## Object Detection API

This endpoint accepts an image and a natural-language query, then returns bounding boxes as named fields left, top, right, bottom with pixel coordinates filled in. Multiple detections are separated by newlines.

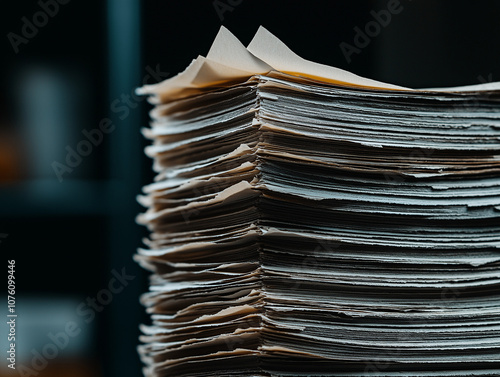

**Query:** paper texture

left=135, top=26, right=500, bottom=377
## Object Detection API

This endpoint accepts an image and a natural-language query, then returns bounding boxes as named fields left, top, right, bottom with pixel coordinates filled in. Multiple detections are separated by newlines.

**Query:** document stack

left=135, top=27, right=500, bottom=377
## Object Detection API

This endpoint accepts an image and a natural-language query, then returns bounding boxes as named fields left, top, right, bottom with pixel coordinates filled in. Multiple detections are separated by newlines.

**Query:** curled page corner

left=206, top=25, right=273, bottom=74
left=137, top=25, right=500, bottom=101
left=135, top=55, right=205, bottom=96
left=247, top=26, right=408, bottom=91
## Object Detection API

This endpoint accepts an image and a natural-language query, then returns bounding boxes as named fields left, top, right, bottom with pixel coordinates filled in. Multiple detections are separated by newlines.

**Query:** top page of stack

left=138, top=26, right=500, bottom=102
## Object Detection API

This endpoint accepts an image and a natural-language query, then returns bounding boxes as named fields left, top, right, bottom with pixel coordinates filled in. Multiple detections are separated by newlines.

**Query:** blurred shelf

left=0, top=179, right=125, bottom=217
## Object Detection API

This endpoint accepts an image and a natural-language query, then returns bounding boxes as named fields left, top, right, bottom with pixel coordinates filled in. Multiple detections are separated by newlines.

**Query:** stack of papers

left=135, top=26, right=500, bottom=377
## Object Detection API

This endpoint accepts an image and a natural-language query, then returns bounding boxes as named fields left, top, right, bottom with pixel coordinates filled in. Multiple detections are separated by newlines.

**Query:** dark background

left=0, top=1, right=499, bottom=376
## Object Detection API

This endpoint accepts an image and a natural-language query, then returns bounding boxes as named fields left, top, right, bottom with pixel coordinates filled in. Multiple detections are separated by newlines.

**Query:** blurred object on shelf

left=15, top=64, right=89, bottom=180
left=0, top=297, right=98, bottom=376
left=0, top=129, right=25, bottom=184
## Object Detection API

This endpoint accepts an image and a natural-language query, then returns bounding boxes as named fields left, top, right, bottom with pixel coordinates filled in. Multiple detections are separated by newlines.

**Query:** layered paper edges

left=137, top=26, right=500, bottom=102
